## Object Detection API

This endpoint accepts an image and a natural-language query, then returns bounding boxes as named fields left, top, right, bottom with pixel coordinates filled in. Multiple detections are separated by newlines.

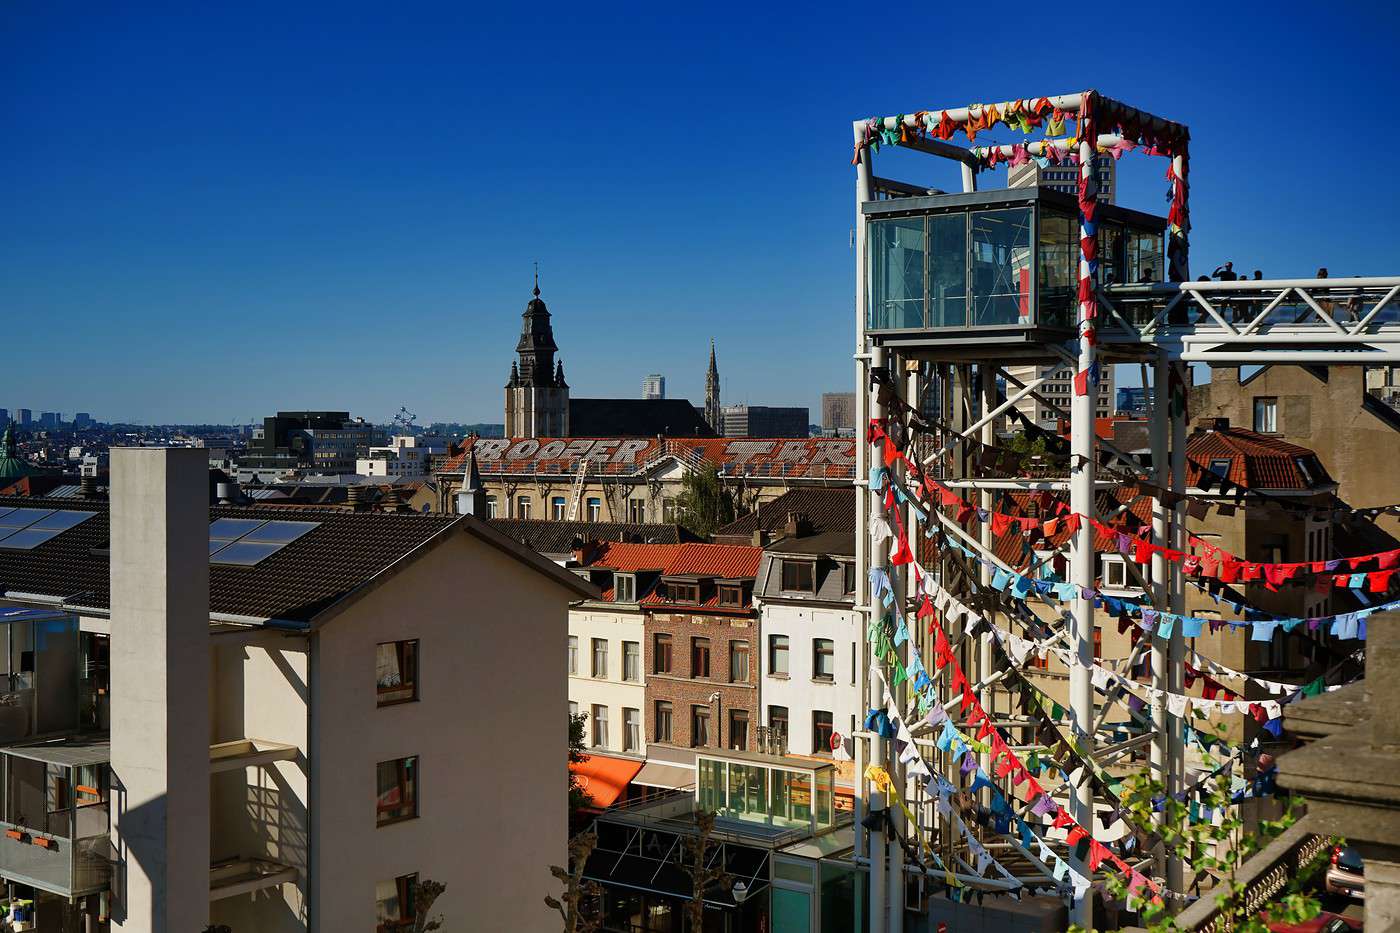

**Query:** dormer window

left=718, top=584, right=743, bottom=608
left=614, top=573, right=637, bottom=603
left=1295, top=456, right=1318, bottom=487
left=666, top=581, right=700, bottom=604
left=1207, top=458, right=1232, bottom=480
left=781, top=559, right=816, bottom=594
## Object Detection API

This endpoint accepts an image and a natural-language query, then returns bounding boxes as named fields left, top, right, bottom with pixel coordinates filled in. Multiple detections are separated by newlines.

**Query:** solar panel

left=0, top=510, right=98, bottom=550
left=0, top=528, right=64, bottom=551
left=29, top=510, right=97, bottom=532
left=209, top=541, right=284, bottom=566
left=0, top=508, right=55, bottom=530
left=209, top=518, right=266, bottom=542
left=240, top=520, right=318, bottom=545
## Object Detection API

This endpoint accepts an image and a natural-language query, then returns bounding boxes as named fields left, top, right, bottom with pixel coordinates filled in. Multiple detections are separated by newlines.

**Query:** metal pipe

left=1150, top=351, right=1171, bottom=882
left=1068, top=112, right=1097, bottom=933
left=1180, top=351, right=1400, bottom=363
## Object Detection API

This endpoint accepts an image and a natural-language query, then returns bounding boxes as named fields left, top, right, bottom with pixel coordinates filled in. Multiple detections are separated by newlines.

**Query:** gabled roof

left=585, top=541, right=762, bottom=579
left=1186, top=427, right=1333, bottom=491
left=715, top=487, right=855, bottom=540
left=0, top=495, right=593, bottom=623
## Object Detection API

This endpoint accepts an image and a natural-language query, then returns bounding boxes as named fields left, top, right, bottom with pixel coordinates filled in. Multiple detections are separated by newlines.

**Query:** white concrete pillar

left=109, top=447, right=210, bottom=933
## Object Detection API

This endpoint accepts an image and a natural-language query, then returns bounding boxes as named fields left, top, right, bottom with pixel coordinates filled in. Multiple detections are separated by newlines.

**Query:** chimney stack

left=80, top=474, right=98, bottom=499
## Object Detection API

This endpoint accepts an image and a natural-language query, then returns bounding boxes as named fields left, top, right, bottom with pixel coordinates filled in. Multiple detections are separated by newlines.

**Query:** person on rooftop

left=1211, top=261, right=1237, bottom=281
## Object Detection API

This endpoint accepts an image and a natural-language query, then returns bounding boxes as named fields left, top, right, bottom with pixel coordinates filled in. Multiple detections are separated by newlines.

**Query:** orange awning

left=570, top=754, right=644, bottom=808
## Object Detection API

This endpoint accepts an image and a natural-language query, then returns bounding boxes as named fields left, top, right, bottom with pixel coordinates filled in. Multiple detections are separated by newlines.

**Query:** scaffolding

left=851, top=90, right=1400, bottom=931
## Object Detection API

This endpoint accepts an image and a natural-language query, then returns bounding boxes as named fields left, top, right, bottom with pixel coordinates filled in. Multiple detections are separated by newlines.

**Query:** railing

left=0, top=817, right=112, bottom=897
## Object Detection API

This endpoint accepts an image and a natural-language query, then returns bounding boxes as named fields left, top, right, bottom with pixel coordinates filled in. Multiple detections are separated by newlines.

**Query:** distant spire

left=533, top=261, right=540, bottom=298
left=704, top=340, right=722, bottom=434
left=507, top=360, right=520, bottom=388
left=555, top=358, right=567, bottom=388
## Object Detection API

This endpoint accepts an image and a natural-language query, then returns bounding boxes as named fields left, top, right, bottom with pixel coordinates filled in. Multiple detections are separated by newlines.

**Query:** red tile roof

left=1185, top=428, right=1332, bottom=491
left=588, top=541, right=763, bottom=579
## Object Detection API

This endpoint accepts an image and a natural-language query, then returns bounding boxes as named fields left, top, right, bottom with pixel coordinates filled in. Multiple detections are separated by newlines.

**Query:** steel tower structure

left=851, top=90, right=1400, bottom=931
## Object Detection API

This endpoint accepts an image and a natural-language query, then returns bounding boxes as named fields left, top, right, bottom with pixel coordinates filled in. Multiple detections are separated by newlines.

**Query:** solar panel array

left=0, top=507, right=99, bottom=550
left=209, top=518, right=320, bottom=566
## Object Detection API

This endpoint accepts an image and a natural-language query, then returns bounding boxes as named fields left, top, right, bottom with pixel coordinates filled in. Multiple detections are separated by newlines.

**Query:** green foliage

left=1003, top=431, right=1050, bottom=473
left=546, top=831, right=602, bottom=933
left=569, top=711, right=593, bottom=814
left=1072, top=722, right=1323, bottom=932
left=675, top=463, right=737, bottom=537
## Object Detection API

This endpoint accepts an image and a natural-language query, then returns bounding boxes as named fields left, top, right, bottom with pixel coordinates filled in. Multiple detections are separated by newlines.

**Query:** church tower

left=704, top=339, right=721, bottom=434
left=504, top=277, right=569, bottom=437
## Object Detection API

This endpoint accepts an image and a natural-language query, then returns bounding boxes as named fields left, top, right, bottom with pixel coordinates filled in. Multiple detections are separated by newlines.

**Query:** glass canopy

left=865, top=188, right=1165, bottom=334
left=696, top=751, right=837, bottom=836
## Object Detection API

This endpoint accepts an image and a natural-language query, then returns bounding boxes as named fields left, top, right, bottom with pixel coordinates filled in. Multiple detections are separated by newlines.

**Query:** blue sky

left=4, top=2, right=1398, bottom=425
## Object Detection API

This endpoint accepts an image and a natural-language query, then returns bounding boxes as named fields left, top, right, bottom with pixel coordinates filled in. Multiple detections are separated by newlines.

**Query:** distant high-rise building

left=73, top=412, right=93, bottom=429
left=14, top=409, right=32, bottom=426
left=642, top=374, right=666, bottom=401
left=720, top=405, right=809, bottom=438
left=240, top=411, right=383, bottom=473
left=821, top=393, right=856, bottom=436
left=704, top=341, right=721, bottom=433
left=0, top=409, right=8, bottom=427
left=1004, top=364, right=1115, bottom=429
left=39, top=412, right=61, bottom=428
left=1007, top=153, right=1116, bottom=205
left=1116, top=386, right=1152, bottom=417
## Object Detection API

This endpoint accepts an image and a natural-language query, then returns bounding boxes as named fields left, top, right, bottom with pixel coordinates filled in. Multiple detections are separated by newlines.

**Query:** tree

left=680, top=809, right=733, bottom=931
left=546, top=831, right=602, bottom=933
left=412, top=878, right=446, bottom=933
left=1072, top=733, right=1324, bottom=933
left=569, top=711, right=593, bottom=814
left=675, top=463, right=736, bottom=538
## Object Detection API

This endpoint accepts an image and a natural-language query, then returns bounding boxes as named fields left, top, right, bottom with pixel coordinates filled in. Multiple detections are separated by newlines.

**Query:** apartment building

left=568, top=547, right=649, bottom=761
left=0, top=447, right=592, bottom=932
left=1004, top=363, right=1115, bottom=428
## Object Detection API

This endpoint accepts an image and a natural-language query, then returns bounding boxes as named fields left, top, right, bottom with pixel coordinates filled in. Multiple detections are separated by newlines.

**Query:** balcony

left=209, top=738, right=299, bottom=774
left=0, top=739, right=112, bottom=898
left=210, top=856, right=298, bottom=901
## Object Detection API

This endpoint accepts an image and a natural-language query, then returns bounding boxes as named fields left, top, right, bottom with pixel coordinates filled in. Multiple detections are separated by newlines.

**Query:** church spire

left=704, top=339, right=722, bottom=434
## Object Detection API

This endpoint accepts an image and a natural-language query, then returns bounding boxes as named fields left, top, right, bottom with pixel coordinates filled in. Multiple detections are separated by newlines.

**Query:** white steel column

left=1068, top=122, right=1098, bottom=933
left=977, top=365, right=996, bottom=782
left=1166, top=361, right=1188, bottom=893
left=853, top=129, right=887, bottom=933
left=1149, top=352, right=1172, bottom=883
left=886, top=353, right=907, bottom=933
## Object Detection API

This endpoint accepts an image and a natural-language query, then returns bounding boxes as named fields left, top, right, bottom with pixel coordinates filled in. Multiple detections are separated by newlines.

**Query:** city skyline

left=4, top=3, right=1398, bottom=424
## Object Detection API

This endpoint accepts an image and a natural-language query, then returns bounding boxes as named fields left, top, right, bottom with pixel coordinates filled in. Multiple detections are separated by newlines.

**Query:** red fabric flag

left=1088, top=840, right=1109, bottom=871
left=1073, top=369, right=1090, bottom=397
left=1133, top=539, right=1155, bottom=564
left=1052, top=810, right=1074, bottom=829
left=1369, top=570, right=1396, bottom=593
left=1380, top=550, right=1400, bottom=571
left=1063, top=513, right=1082, bottom=536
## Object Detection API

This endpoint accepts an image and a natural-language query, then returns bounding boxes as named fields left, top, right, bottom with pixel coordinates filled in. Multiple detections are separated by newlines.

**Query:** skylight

left=0, top=509, right=99, bottom=551
left=209, top=519, right=320, bottom=566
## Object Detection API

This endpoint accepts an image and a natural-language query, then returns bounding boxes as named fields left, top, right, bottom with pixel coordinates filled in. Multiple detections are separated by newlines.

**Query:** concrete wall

left=209, top=633, right=311, bottom=932
left=310, top=529, right=570, bottom=933
left=568, top=606, right=646, bottom=756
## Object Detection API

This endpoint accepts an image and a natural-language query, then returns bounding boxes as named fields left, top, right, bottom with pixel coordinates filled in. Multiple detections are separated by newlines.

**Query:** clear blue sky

left=4, top=2, right=1398, bottom=425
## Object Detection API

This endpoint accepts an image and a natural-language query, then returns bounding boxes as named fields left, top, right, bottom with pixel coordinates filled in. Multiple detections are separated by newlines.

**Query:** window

left=1102, top=556, right=1128, bottom=590
left=628, top=498, right=646, bottom=523
left=592, top=705, right=609, bottom=748
left=515, top=496, right=531, bottom=519
left=781, top=559, right=816, bottom=593
left=376, top=640, right=418, bottom=706
left=1253, top=397, right=1278, bottom=434
left=486, top=495, right=498, bottom=518
left=1208, top=458, right=1233, bottom=479
left=718, top=584, right=743, bottom=607
left=614, top=573, right=636, bottom=603
left=591, top=638, right=608, bottom=678
left=623, top=708, right=641, bottom=753
left=654, top=634, right=672, bottom=674
left=691, top=637, right=711, bottom=678
left=567, top=636, right=578, bottom=675
left=1296, top=456, right=1319, bottom=487
left=729, top=641, right=749, bottom=683
left=729, top=710, right=749, bottom=751
left=655, top=701, right=673, bottom=743
left=813, top=639, right=835, bottom=681
left=971, top=207, right=1033, bottom=325
left=551, top=496, right=566, bottom=520
left=662, top=498, right=677, bottom=524
left=376, top=873, right=417, bottom=932
left=843, top=562, right=857, bottom=594
left=376, top=756, right=418, bottom=826
left=666, top=581, right=700, bottom=603
left=691, top=705, right=710, bottom=748
left=813, top=711, right=834, bottom=754
left=569, top=700, right=578, bottom=718
left=769, top=706, right=789, bottom=746
left=623, top=642, right=640, bottom=682
left=586, top=498, right=601, bottom=522
left=769, top=635, right=790, bottom=676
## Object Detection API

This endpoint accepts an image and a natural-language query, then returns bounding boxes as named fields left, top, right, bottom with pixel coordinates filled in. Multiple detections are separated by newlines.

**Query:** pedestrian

left=1316, top=267, right=1329, bottom=279
left=1253, top=270, right=1263, bottom=280
left=1211, top=261, right=1237, bottom=281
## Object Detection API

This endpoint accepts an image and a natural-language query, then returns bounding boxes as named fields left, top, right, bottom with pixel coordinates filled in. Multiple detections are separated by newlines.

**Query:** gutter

left=1, top=590, right=308, bottom=631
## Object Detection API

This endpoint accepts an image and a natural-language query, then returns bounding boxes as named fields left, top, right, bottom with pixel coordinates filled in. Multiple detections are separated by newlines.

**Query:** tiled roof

left=1185, top=427, right=1332, bottom=491
left=439, top=436, right=855, bottom=482
left=716, top=488, right=855, bottom=538
left=587, top=541, right=763, bottom=580
left=487, top=519, right=697, bottom=555
left=0, top=496, right=504, bottom=622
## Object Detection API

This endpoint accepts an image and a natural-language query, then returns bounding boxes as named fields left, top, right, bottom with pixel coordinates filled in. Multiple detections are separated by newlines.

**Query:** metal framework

left=851, top=90, right=1399, bottom=932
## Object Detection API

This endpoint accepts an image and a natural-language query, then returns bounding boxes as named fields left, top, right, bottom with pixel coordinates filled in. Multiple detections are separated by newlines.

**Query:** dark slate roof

left=486, top=519, right=698, bottom=555
left=568, top=398, right=716, bottom=438
left=0, top=496, right=592, bottom=623
left=716, top=487, right=855, bottom=539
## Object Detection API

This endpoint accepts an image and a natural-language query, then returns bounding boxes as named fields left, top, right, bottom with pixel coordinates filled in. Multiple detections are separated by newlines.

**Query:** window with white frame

left=627, top=498, right=646, bottom=523
left=623, top=707, right=641, bottom=752
left=1102, top=555, right=1129, bottom=590
left=1253, top=397, right=1278, bottom=433
left=614, top=573, right=636, bottom=603
left=769, top=634, right=790, bottom=676
left=516, top=496, right=531, bottom=519
left=592, top=705, right=609, bottom=748
left=623, top=641, right=640, bottom=682
left=586, top=498, right=601, bottom=522
left=591, top=638, right=607, bottom=678
left=567, top=635, right=578, bottom=675
left=551, top=496, right=566, bottom=520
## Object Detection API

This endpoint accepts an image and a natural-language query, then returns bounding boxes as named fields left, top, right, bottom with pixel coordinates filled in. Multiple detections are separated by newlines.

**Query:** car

left=1267, top=910, right=1362, bottom=933
left=1325, top=845, right=1365, bottom=901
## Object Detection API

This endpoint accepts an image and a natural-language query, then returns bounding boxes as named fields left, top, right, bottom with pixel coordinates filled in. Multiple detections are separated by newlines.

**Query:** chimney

left=1199, top=417, right=1230, bottom=431
left=346, top=485, right=364, bottom=509
left=751, top=529, right=769, bottom=547
left=784, top=511, right=812, bottom=538
left=382, top=486, right=401, bottom=511
left=215, top=480, right=238, bottom=505
left=80, top=474, right=98, bottom=499
left=109, top=448, right=210, bottom=931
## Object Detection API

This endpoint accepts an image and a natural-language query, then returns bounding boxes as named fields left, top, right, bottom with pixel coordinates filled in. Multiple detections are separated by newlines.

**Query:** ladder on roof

left=565, top=457, right=590, bottom=521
